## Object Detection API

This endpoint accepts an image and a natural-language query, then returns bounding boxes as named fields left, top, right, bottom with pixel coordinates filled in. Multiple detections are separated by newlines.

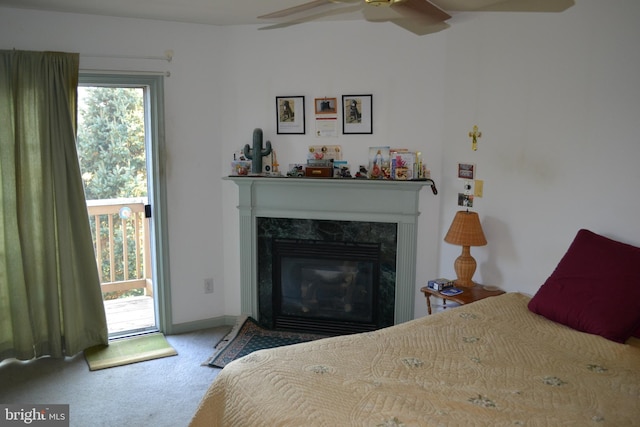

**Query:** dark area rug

left=206, top=316, right=328, bottom=368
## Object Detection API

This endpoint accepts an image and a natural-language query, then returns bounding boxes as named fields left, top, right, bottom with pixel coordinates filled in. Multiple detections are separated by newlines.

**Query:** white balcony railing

left=86, top=198, right=152, bottom=298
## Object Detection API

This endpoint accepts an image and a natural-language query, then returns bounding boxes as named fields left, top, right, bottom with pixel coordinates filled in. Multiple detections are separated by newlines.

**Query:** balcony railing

left=86, top=198, right=152, bottom=298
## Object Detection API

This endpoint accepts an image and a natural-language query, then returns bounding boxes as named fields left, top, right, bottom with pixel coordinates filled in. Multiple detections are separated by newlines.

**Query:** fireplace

left=257, top=218, right=397, bottom=335
left=225, top=176, right=434, bottom=329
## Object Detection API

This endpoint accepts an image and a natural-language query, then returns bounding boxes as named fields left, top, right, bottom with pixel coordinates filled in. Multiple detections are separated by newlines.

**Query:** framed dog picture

left=342, top=94, right=372, bottom=134
left=276, top=96, right=305, bottom=134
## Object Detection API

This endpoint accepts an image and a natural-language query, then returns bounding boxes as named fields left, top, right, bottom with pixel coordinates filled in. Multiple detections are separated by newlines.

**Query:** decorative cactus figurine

left=243, top=128, right=272, bottom=175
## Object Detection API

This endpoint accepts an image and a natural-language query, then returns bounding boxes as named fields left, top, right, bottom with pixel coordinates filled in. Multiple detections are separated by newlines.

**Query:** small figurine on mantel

left=355, top=165, right=368, bottom=179
left=271, top=149, right=280, bottom=175
left=243, top=128, right=272, bottom=175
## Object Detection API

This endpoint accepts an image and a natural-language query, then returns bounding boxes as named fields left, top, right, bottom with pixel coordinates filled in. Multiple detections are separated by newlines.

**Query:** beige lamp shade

left=444, top=211, right=487, bottom=287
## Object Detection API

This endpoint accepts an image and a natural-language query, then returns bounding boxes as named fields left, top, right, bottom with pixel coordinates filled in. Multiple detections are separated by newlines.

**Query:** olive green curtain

left=0, top=50, right=108, bottom=361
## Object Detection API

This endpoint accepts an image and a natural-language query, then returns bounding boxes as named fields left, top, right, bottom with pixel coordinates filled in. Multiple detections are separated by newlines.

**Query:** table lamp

left=444, top=210, right=487, bottom=287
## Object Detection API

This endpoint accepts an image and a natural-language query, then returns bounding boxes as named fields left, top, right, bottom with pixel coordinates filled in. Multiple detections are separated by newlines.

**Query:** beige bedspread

left=190, top=293, right=640, bottom=426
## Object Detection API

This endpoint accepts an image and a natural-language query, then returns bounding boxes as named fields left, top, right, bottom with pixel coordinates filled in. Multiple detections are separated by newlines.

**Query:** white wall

left=0, top=6, right=445, bottom=325
left=438, top=0, right=640, bottom=295
left=1, top=0, right=638, bottom=327
left=214, top=22, right=446, bottom=319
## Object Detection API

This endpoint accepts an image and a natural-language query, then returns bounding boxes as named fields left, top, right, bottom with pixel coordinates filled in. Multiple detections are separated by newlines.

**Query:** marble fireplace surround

left=225, top=176, right=434, bottom=325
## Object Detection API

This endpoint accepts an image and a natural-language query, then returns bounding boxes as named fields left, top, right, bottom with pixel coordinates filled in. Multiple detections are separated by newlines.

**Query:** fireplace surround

left=225, top=176, right=434, bottom=327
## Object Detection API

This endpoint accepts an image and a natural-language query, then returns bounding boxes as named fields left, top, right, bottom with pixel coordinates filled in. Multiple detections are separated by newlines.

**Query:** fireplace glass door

left=273, top=239, right=380, bottom=334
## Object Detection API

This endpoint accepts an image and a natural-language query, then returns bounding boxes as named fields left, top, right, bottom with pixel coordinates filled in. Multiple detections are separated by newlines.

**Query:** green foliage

left=77, top=87, right=147, bottom=200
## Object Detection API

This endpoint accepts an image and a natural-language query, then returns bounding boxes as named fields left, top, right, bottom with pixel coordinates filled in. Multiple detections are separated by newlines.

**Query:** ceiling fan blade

left=388, top=18, right=450, bottom=35
left=432, top=0, right=574, bottom=12
left=392, top=0, right=451, bottom=22
left=474, top=0, right=575, bottom=12
left=362, top=2, right=447, bottom=23
left=258, top=0, right=333, bottom=20
left=259, top=4, right=364, bottom=30
left=361, top=1, right=450, bottom=35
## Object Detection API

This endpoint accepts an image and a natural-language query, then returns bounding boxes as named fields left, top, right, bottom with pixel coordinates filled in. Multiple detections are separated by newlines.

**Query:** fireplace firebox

left=257, top=218, right=397, bottom=335
left=274, top=239, right=380, bottom=334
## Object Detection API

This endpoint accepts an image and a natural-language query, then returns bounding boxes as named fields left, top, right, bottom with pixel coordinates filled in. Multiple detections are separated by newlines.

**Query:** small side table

left=420, top=285, right=505, bottom=315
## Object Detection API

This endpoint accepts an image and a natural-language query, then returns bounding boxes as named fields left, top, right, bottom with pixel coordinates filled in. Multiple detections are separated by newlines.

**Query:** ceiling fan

left=257, top=0, right=574, bottom=36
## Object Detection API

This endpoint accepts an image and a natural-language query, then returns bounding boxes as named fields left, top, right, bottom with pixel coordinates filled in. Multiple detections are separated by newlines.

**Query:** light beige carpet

left=84, top=332, right=177, bottom=371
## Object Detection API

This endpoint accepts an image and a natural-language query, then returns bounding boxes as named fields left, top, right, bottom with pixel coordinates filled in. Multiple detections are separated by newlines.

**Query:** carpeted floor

left=0, top=326, right=230, bottom=427
left=207, top=316, right=329, bottom=368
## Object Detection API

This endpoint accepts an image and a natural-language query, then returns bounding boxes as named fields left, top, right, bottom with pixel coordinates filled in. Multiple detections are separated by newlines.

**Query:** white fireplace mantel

left=225, top=176, right=435, bottom=325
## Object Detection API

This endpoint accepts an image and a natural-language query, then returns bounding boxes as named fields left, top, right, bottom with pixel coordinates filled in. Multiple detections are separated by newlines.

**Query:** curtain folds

left=0, top=50, right=108, bottom=362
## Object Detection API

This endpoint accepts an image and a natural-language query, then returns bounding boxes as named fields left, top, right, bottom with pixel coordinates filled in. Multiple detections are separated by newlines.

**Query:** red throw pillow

left=528, top=229, right=640, bottom=343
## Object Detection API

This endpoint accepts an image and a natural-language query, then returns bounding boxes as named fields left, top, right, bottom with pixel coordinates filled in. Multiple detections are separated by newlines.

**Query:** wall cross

left=469, top=125, right=482, bottom=151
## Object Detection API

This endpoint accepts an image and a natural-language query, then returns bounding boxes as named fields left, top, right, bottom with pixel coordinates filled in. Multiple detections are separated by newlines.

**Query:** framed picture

left=276, top=96, right=305, bottom=134
left=314, top=97, right=337, bottom=114
left=368, top=146, right=390, bottom=179
left=458, top=193, right=474, bottom=208
left=457, top=163, right=476, bottom=180
left=342, top=94, right=372, bottom=134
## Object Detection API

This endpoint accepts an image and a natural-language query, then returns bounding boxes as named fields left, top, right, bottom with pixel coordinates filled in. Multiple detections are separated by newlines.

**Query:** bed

left=190, top=229, right=640, bottom=426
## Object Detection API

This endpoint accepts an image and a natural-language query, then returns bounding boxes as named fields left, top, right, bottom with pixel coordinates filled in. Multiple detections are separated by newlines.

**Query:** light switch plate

left=474, top=180, right=484, bottom=198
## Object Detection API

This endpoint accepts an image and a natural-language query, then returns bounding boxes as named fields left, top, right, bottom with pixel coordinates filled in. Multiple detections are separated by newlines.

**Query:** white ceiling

left=0, top=0, right=300, bottom=26
left=0, top=0, right=574, bottom=27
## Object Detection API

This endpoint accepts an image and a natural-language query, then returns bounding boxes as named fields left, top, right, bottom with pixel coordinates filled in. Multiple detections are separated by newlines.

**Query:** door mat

left=84, top=332, right=177, bottom=371
left=205, top=316, right=329, bottom=369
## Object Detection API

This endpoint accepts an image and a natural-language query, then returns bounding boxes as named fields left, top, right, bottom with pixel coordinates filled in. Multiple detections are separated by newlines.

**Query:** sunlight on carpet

left=84, top=332, right=177, bottom=371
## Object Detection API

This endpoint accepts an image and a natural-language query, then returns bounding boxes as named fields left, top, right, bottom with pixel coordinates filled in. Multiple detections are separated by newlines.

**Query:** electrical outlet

left=204, top=278, right=214, bottom=294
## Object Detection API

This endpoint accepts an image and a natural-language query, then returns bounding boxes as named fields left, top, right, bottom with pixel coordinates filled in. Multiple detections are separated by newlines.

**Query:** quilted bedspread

left=190, top=293, right=640, bottom=426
